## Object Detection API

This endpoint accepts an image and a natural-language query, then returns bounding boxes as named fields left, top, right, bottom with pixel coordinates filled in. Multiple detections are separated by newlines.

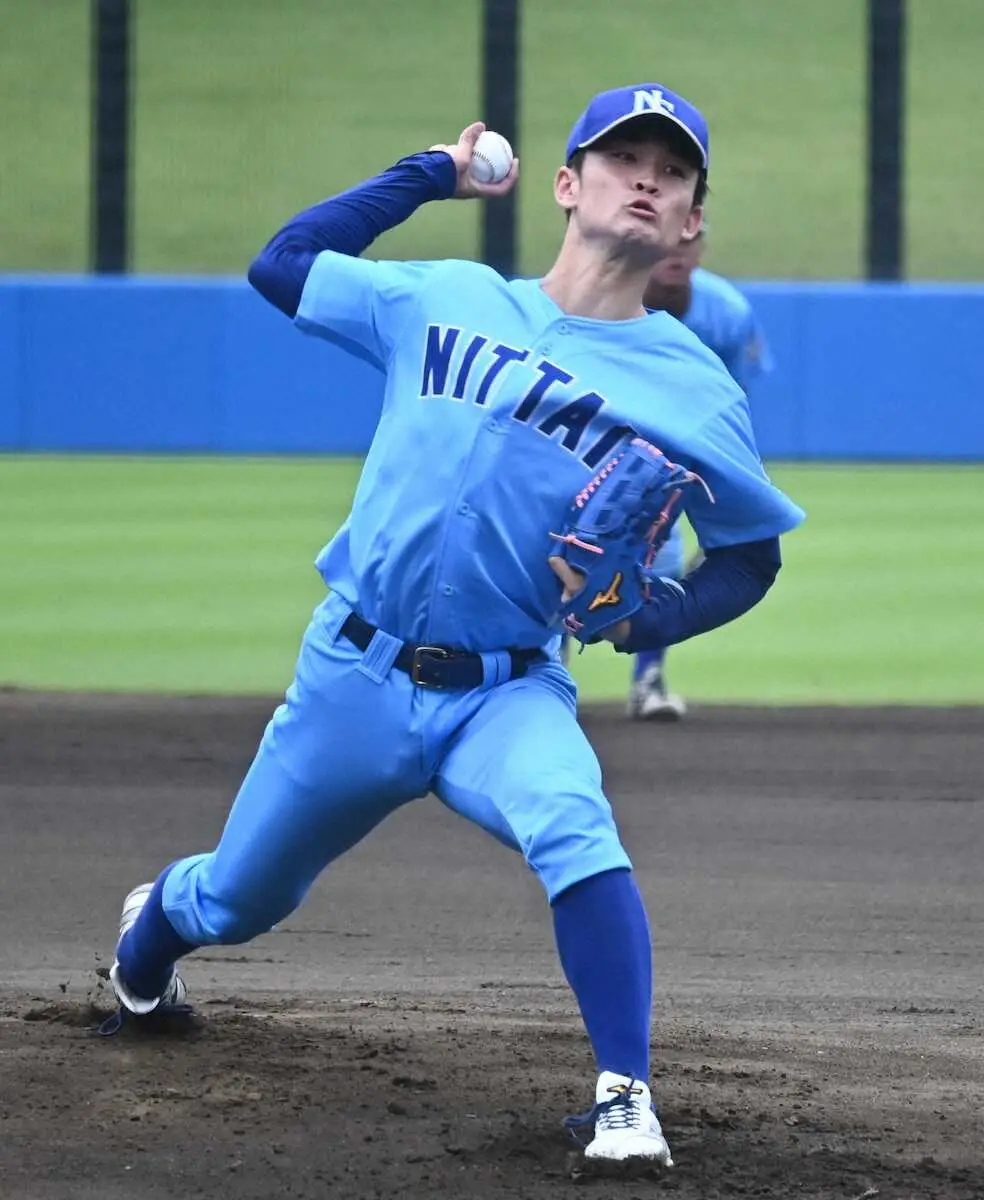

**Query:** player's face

left=557, top=133, right=703, bottom=258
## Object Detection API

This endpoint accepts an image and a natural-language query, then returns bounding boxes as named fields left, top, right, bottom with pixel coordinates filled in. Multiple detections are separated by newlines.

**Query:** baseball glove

left=548, top=437, right=712, bottom=646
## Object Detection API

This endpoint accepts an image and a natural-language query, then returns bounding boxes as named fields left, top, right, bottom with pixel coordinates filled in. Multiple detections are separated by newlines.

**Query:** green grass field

left=2, top=0, right=983, bottom=279
left=2, top=456, right=981, bottom=704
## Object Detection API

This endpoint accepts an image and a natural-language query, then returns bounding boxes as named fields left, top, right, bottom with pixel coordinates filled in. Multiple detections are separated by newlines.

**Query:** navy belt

left=340, top=613, right=542, bottom=690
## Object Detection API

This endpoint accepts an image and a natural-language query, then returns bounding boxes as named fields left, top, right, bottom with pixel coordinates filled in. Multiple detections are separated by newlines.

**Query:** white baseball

left=469, top=130, right=513, bottom=185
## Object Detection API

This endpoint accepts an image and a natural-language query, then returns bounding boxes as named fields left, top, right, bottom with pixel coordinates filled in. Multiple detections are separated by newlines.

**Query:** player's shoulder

left=637, top=310, right=749, bottom=424
left=690, top=266, right=754, bottom=317
left=411, top=257, right=506, bottom=284
left=360, top=255, right=500, bottom=284
left=647, top=309, right=742, bottom=383
left=391, top=256, right=520, bottom=300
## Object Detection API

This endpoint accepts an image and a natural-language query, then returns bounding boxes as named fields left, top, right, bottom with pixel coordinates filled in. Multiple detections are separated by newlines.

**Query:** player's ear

left=680, top=206, right=704, bottom=242
left=554, top=165, right=579, bottom=214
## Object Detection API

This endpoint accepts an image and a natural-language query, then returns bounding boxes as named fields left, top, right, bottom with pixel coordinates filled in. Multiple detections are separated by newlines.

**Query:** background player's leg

left=115, top=597, right=429, bottom=1005
left=632, top=645, right=667, bottom=683
left=629, top=524, right=688, bottom=721
left=434, top=664, right=652, bottom=1082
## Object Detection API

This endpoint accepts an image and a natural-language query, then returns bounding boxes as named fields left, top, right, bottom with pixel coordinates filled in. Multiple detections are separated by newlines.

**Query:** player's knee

left=521, top=794, right=630, bottom=903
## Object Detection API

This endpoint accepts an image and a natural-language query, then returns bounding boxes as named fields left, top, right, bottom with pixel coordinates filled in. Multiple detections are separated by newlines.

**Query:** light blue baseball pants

left=160, top=591, right=632, bottom=945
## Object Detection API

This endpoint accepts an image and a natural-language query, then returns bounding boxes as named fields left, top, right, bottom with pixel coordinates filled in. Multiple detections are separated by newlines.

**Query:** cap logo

left=632, top=88, right=676, bottom=115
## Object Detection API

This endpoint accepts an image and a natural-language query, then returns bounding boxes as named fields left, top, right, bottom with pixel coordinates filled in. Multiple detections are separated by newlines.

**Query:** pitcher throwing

left=107, top=83, right=804, bottom=1169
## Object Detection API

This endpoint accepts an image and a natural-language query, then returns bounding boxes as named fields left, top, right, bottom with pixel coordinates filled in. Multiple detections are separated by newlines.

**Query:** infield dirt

left=1, top=694, right=982, bottom=1199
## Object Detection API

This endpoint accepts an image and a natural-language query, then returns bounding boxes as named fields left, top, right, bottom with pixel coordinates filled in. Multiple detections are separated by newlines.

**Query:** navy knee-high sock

left=633, top=647, right=666, bottom=682
left=552, top=868, right=652, bottom=1082
left=116, top=868, right=197, bottom=1000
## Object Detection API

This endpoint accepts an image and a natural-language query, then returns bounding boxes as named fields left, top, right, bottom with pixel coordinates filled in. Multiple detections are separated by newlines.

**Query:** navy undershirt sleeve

left=248, top=151, right=457, bottom=318
left=616, top=536, right=782, bottom=653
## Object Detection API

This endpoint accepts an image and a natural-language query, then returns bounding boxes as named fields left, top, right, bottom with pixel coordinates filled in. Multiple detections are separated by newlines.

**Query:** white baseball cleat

left=576, top=1072, right=674, bottom=1167
left=627, top=666, right=687, bottom=722
left=109, top=882, right=187, bottom=1015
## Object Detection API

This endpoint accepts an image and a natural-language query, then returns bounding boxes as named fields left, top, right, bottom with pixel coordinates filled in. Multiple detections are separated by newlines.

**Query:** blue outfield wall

left=1, top=276, right=983, bottom=459
left=742, top=282, right=984, bottom=459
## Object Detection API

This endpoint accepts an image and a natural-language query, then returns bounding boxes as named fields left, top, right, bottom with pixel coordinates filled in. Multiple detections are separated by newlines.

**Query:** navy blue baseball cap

left=566, top=84, right=709, bottom=171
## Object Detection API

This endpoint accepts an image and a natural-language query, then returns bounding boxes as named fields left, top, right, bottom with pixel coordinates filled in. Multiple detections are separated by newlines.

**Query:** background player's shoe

left=109, top=882, right=187, bottom=1015
left=627, top=665, right=687, bottom=721
left=580, top=1071, right=674, bottom=1166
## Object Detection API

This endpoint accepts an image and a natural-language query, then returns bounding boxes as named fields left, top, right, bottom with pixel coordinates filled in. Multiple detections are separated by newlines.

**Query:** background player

left=628, top=229, right=775, bottom=720
left=105, top=84, right=804, bottom=1169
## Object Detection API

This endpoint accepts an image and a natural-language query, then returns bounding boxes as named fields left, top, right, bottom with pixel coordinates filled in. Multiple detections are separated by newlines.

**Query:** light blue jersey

left=297, top=252, right=803, bottom=653
left=682, top=266, right=773, bottom=394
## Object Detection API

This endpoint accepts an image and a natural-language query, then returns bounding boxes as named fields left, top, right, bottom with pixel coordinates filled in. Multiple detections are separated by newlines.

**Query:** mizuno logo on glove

left=587, top=572, right=624, bottom=611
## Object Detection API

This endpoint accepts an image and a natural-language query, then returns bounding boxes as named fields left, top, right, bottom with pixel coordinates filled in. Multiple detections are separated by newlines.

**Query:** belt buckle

left=411, top=645, right=451, bottom=689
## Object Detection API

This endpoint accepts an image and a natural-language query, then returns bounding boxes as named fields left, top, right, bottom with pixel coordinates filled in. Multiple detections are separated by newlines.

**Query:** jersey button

left=442, top=584, right=454, bottom=596
left=559, top=324, right=570, bottom=334
left=541, top=342, right=553, bottom=354
left=458, top=503, right=470, bottom=516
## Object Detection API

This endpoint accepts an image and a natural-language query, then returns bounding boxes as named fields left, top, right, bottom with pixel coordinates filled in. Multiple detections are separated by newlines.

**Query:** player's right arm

left=248, top=123, right=517, bottom=320
left=247, top=152, right=456, bottom=319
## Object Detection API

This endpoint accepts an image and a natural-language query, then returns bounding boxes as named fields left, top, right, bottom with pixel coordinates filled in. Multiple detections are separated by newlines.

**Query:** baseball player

left=106, top=84, right=804, bottom=1169
left=629, top=229, right=775, bottom=720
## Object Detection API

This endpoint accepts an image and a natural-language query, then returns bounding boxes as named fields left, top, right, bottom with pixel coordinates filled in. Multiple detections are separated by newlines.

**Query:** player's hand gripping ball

left=548, top=438, right=713, bottom=647
left=468, top=130, right=514, bottom=185
left=429, top=122, right=518, bottom=199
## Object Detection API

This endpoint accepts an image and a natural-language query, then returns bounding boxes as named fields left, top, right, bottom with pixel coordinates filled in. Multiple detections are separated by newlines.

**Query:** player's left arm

left=607, top=392, right=800, bottom=649
left=548, top=424, right=796, bottom=650
left=552, top=387, right=802, bottom=649
left=606, top=535, right=782, bottom=652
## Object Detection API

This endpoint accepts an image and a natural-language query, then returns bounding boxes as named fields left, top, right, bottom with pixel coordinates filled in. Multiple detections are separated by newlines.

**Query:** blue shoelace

left=563, top=1081, right=645, bottom=1144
